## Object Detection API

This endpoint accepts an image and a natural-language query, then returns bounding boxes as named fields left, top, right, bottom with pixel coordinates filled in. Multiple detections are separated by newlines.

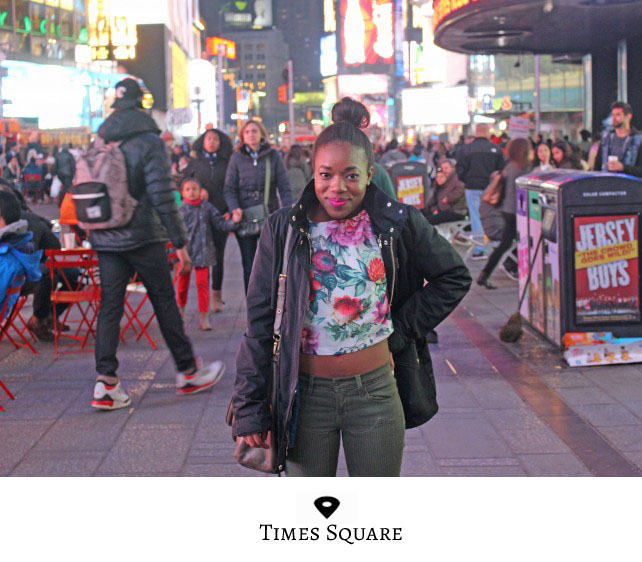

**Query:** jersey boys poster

left=574, top=215, right=640, bottom=324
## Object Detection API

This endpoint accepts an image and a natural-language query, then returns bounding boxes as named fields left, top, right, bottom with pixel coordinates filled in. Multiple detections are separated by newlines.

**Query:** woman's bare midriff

left=299, top=339, right=390, bottom=378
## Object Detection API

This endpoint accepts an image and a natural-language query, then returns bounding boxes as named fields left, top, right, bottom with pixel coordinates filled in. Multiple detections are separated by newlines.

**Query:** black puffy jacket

left=232, top=182, right=472, bottom=470
left=456, top=137, right=505, bottom=191
left=89, top=109, right=188, bottom=252
left=224, top=143, right=293, bottom=213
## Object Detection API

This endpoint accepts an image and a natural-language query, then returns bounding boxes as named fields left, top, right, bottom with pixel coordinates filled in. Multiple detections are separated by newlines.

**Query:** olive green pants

left=286, top=364, right=405, bottom=477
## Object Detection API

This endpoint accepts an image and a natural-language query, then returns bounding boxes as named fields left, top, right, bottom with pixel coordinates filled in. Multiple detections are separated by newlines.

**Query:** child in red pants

left=177, top=177, right=238, bottom=330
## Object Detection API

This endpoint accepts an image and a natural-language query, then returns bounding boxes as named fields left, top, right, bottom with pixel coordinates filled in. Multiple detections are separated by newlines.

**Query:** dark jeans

left=235, top=233, right=259, bottom=294
left=211, top=230, right=228, bottom=291
left=32, top=264, right=81, bottom=320
left=483, top=212, right=517, bottom=276
left=95, top=242, right=195, bottom=376
left=425, top=209, right=467, bottom=225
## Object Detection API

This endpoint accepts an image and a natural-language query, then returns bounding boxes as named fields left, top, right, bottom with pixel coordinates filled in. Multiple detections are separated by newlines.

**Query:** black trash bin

left=516, top=170, right=642, bottom=366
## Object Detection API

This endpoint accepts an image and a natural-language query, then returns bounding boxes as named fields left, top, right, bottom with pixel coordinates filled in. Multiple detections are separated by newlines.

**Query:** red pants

left=176, top=267, right=210, bottom=313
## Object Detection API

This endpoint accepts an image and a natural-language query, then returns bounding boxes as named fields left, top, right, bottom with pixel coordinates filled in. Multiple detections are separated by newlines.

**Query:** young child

left=178, top=177, right=238, bottom=330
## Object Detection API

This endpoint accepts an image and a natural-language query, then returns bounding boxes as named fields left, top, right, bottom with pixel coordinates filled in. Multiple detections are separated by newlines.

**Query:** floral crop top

left=301, top=210, right=394, bottom=356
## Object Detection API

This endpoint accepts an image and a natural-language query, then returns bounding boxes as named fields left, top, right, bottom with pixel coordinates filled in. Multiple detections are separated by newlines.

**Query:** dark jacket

left=224, top=143, right=293, bottom=213
left=178, top=201, right=236, bottom=268
left=595, top=128, right=642, bottom=177
left=427, top=172, right=466, bottom=213
left=456, top=137, right=505, bottom=190
left=54, top=149, right=76, bottom=182
left=232, top=182, right=472, bottom=470
left=182, top=130, right=231, bottom=213
left=89, top=109, right=188, bottom=252
left=22, top=210, right=60, bottom=258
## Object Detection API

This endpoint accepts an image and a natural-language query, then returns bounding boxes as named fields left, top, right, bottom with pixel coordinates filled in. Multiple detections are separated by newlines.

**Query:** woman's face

left=440, top=160, right=453, bottom=177
left=243, top=123, right=262, bottom=148
left=537, top=143, right=551, bottom=164
left=313, top=141, right=372, bottom=221
left=435, top=171, right=447, bottom=186
left=552, top=146, right=564, bottom=164
left=203, top=131, right=220, bottom=153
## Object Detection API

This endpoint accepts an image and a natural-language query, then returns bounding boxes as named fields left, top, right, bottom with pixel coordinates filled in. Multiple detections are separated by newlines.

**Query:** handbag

left=236, top=154, right=271, bottom=238
left=50, top=176, right=63, bottom=199
left=481, top=169, right=505, bottom=207
left=226, top=225, right=294, bottom=474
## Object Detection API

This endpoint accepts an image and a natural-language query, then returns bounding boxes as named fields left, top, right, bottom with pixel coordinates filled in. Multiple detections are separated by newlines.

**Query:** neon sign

left=340, top=0, right=394, bottom=68
left=206, top=37, right=237, bottom=59
left=324, top=0, right=336, bottom=32
left=432, top=0, right=479, bottom=31
left=88, top=0, right=137, bottom=61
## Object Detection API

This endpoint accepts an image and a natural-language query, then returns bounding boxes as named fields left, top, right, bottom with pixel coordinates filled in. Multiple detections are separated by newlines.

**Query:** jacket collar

left=288, top=180, right=409, bottom=239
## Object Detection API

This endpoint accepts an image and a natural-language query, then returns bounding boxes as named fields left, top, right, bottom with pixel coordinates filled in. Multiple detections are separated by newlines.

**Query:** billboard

left=87, top=0, right=138, bottom=61
left=320, top=34, right=338, bottom=77
left=220, top=0, right=273, bottom=30
left=206, top=37, right=237, bottom=59
left=401, top=86, right=469, bottom=125
left=340, top=0, right=394, bottom=69
left=574, top=215, right=640, bottom=325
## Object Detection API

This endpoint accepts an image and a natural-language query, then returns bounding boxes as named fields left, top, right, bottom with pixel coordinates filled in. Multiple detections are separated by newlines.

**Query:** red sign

left=206, top=37, right=237, bottom=59
left=433, top=0, right=480, bottom=32
left=574, top=215, right=640, bottom=324
left=340, top=0, right=394, bottom=68
left=396, top=175, right=424, bottom=209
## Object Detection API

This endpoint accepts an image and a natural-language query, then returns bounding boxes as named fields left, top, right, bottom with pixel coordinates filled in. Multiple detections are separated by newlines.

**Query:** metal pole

left=534, top=54, right=541, bottom=136
left=288, top=59, right=295, bottom=149
left=218, top=46, right=225, bottom=131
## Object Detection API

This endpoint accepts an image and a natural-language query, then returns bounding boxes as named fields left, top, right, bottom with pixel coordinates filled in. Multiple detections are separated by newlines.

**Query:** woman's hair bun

left=331, top=97, right=370, bottom=130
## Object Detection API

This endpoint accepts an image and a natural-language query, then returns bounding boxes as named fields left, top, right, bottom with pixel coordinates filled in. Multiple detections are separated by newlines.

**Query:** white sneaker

left=176, top=360, right=225, bottom=395
left=91, top=381, right=131, bottom=410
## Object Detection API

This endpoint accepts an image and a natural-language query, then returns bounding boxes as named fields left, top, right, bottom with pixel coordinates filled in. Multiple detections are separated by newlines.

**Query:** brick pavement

left=1, top=209, right=642, bottom=477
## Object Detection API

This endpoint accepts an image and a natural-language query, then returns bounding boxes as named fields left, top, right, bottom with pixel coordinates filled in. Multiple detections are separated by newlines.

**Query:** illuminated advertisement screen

left=171, top=41, right=189, bottom=110
left=340, top=0, right=394, bottom=69
left=320, top=34, right=338, bottom=77
left=574, top=215, right=640, bottom=324
left=401, top=86, right=469, bottom=125
left=433, top=0, right=477, bottom=32
left=220, top=0, right=273, bottom=30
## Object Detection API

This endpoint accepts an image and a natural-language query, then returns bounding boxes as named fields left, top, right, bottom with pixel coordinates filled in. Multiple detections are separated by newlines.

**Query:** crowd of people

left=2, top=77, right=641, bottom=477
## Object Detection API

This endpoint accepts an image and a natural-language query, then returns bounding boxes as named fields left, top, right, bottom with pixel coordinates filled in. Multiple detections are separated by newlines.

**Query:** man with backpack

left=74, top=77, right=224, bottom=410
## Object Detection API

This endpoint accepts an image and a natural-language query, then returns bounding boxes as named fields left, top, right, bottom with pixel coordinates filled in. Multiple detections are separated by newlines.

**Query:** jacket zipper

left=378, top=234, right=397, bottom=304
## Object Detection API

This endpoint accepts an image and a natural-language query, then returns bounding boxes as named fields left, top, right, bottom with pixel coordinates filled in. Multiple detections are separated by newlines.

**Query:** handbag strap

left=263, top=154, right=271, bottom=213
left=272, top=224, right=293, bottom=358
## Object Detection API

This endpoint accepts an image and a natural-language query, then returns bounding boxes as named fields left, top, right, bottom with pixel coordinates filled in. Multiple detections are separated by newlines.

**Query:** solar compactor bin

left=515, top=170, right=642, bottom=367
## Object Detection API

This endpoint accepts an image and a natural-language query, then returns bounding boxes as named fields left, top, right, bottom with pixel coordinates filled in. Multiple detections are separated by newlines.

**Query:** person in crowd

left=456, top=123, right=505, bottom=260
left=370, top=160, right=398, bottom=200
left=595, top=101, right=642, bottom=177
left=408, top=144, right=427, bottom=164
left=3, top=155, right=20, bottom=184
left=182, top=128, right=234, bottom=313
left=533, top=142, right=554, bottom=171
left=578, top=129, right=592, bottom=160
left=477, top=138, right=532, bottom=289
left=379, top=138, right=407, bottom=169
left=54, top=144, right=76, bottom=205
left=230, top=97, right=471, bottom=477
left=21, top=157, right=44, bottom=203
left=587, top=131, right=602, bottom=170
left=0, top=191, right=43, bottom=320
left=285, top=144, right=312, bottom=201
left=552, top=140, right=583, bottom=170
left=423, top=159, right=466, bottom=225
left=89, top=77, right=225, bottom=411
left=224, top=119, right=293, bottom=293
left=177, top=177, right=238, bottom=331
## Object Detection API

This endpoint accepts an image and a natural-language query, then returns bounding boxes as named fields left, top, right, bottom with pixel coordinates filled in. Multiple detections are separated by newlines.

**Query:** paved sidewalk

left=1, top=217, right=642, bottom=476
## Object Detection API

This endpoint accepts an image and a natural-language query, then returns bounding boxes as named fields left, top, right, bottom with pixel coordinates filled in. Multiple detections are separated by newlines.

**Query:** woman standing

left=477, top=138, right=532, bottom=289
left=182, top=128, right=234, bottom=312
left=224, top=120, right=293, bottom=293
left=231, top=98, right=471, bottom=476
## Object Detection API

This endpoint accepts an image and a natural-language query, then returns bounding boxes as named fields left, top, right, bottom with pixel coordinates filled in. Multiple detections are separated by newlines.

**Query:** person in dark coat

left=54, top=144, right=76, bottom=204
left=182, top=128, right=233, bottom=313
left=423, top=158, right=466, bottom=225
left=177, top=177, right=238, bottom=330
left=224, top=119, right=293, bottom=293
left=89, top=77, right=225, bottom=411
left=231, top=98, right=471, bottom=476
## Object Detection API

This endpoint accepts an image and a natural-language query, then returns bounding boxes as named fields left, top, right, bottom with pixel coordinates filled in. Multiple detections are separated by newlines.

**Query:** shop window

left=59, top=7, right=73, bottom=39
left=45, top=6, right=59, bottom=38
left=30, top=3, right=46, bottom=36
left=74, top=3, right=87, bottom=43
left=0, top=0, right=13, bottom=30
left=15, top=0, right=30, bottom=33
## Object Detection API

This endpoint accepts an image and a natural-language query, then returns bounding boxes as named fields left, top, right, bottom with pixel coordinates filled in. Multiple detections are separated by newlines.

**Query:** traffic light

left=278, top=84, right=288, bottom=104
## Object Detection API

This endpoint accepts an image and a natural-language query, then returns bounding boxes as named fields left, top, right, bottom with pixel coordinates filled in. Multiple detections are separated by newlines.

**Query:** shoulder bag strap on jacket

left=273, top=223, right=293, bottom=358
left=263, top=154, right=271, bottom=214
